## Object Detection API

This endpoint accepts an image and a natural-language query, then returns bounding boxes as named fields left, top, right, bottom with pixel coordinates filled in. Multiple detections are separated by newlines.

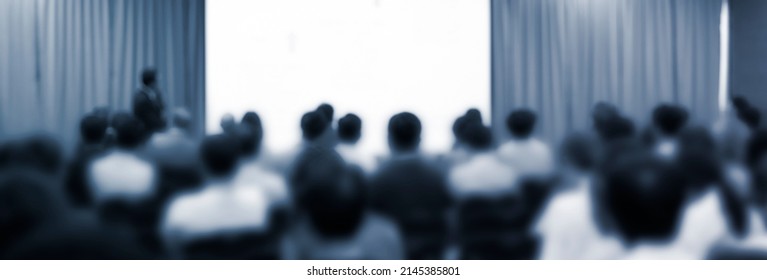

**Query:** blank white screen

left=206, top=0, right=489, bottom=156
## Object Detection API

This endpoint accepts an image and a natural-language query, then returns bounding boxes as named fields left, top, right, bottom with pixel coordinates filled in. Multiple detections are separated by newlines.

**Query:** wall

left=729, top=0, right=767, bottom=120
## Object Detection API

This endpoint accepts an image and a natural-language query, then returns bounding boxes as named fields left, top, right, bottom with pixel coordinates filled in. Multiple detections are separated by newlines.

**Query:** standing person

left=133, top=68, right=166, bottom=134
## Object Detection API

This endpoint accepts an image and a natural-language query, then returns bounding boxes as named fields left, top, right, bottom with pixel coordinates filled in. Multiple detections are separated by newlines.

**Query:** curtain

left=0, top=0, right=205, bottom=147
left=491, top=0, right=722, bottom=143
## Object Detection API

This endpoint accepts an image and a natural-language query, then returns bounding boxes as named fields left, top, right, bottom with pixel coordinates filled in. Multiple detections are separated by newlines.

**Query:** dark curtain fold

left=0, top=0, right=205, bottom=146
left=491, top=0, right=722, bottom=144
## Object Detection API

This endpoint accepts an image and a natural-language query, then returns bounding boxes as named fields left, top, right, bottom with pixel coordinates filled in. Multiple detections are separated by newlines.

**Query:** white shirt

left=497, top=138, right=553, bottom=177
left=88, top=150, right=156, bottom=203
left=449, top=152, right=518, bottom=199
left=162, top=179, right=271, bottom=245
left=677, top=188, right=730, bottom=257
left=536, top=176, right=618, bottom=259
left=233, top=159, right=290, bottom=207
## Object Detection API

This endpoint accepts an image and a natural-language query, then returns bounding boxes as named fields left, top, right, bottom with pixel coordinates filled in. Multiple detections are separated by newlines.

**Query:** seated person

left=335, top=113, right=375, bottom=173
left=535, top=133, right=609, bottom=259
left=449, top=123, right=517, bottom=198
left=603, top=151, right=725, bottom=259
left=444, top=109, right=484, bottom=170
left=87, top=113, right=161, bottom=254
left=233, top=114, right=290, bottom=210
left=283, top=147, right=404, bottom=260
left=272, top=111, right=331, bottom=176
left=161, top=134, right=277, bottom=259
left=369, top=112, right=452, bottom=260
left=145, top=108, right=203, bottom=199
left=646, top=104, right=689, bottom=161
left=65, top=113, right=109, bottom=207
left=0, top=169, right=68, bottom=256
left=88, top=113, right=156, bottom=204
left=497, top=109, right=553, bottom=178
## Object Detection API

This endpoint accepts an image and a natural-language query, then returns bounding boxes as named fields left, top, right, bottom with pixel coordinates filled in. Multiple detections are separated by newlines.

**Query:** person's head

left=464, top=108, right=483, bottom=125
left=732, top=96, right=751, bottom=112
left=652, top=104, right=689, bottom=136
left=80, top=113, right=109, bottom=144
left=301, top=111, right=329, bottom=141
left=747, top=130, right=767, bottom=168
left=241, top=111, right=263, bottom=134
left=220, top=113, right=236, bottom=134
left=506, top=109, right=537, bottom=139
left=316, top=103, right=334, bottom=124
left=111, top=113, right=146, bottom=149
left=599, top=116, right=635, bottom=142
left=200, top=133, right=241, bottom=178
left=293, top=147, right=366, bottom=238
left=19, top=135, right=63, bottom=176
left=462, top=122, right=493, bottom=152
left=140, top=68, right=157, bottom=87
left=235, top=124, right=263, bottom=158
left=388, top=112, right=422, bottom=152
left=604, top=153, right=686, bottom=245
left=452, top=116, right=467, bottom=142
left=337, top=114, right=362, bottom=144
left=738, top=107, right=761, bottom=131
left=593, top=101, right=620, bottom=131
left=171, top=108, right=192, bottom=132
left=0, top=169, right=66, bottom=251
left=561, top=133, right=597, bottom=173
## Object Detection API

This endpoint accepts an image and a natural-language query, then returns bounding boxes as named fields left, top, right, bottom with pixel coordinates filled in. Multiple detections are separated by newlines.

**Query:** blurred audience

left=3, top=74, right=767, bottom=260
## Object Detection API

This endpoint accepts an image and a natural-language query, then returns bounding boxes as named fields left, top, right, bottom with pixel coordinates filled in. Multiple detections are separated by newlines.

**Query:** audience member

left=284, top=147, right=404, bottom=260
left=369, top=112, right=452, bottom=259
left=162, top=134, right=277, bottom=259
left=498, top=109, right=554, bottom=178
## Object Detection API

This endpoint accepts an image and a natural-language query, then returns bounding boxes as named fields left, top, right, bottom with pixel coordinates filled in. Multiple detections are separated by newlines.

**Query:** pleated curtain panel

left=491, top=0, right=723, bottom=144
left=0, top=0, right=205, bottom=145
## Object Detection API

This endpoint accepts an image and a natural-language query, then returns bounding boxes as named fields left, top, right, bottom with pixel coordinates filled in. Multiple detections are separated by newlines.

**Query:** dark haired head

left=241, top=111, right=262, bottom=131
left=738, top=107, right=761, bottom=130
left=652, top=104, right=689, bottom=136
left=732, top=96, right=750, bottom=112
left=80, top=114, right=108, bottom=144
left=604, top=154, right=686, bottom=245
left=239, top=111, right=264, bottom=155
left=337, top=114, right=362, bottom=144
left=292, top=148, right=366, bottom=237
left=111, top=113, right=146, bottom=149
left=200, top=134, right=241, bottom=177
left=506, top=109, right=537, bottom=139
left=140, top=68, right=156, bottom=87
left=599, top=116, right=635, bottom=142
left=235, top=124, right=263, bottom=157
left=0, top=169, right=65, bottom=251
left=301, top=111, right=329, bottom=141
left=316, top=103, right=334, bottom=124
left=593, top=102, right=620, bottom=130
left=388, top=112, right=422, bottom=152
left=464, top=109, right=483, bottom=124
left=747, top=130, right=767, bottom=168
left=463, top=122, right=493, bottom=151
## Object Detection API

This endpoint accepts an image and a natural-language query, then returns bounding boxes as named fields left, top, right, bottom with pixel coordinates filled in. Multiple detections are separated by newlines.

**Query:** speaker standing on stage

left=133, top=68, right=167, bottom=134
